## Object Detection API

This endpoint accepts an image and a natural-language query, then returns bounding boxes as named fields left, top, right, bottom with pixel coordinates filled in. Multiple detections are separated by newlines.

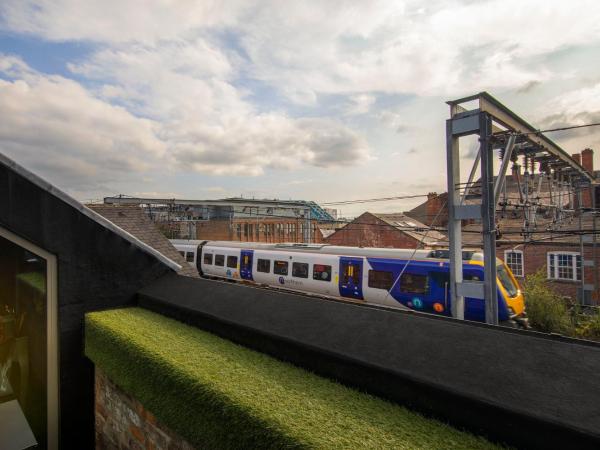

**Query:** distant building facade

left=103, top=197, right=336, bottom=243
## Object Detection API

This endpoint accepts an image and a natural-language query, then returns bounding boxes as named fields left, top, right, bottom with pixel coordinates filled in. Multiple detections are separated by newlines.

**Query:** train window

left=313, top=264, right=332, bottom=282
left=203, top=253, right=213, bottom=265
left=368, top=270, right=394, bottom=289
left=257, top=259, right=271, bottom=273
left=227, top=255, right=238, bottom=268
left=178, top=251, right=185, bottom=257
left=292, top=262, right=309, bottom=278
left=464, top=274, right=481, bottom=281
left=274, top=260, right=288, bottom=275
left=400, top=273, right=428, bottom=294
left=215, top=254, right=225, bottom=266
left=186, top=252, right=195, bottom=262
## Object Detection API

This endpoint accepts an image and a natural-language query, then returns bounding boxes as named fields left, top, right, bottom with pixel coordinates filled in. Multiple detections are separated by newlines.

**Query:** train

left=170, top=240, right=528, bottom=327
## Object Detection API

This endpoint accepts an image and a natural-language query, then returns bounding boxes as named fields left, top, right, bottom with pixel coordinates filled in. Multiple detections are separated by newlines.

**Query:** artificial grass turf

left=85, top=307, right=502, bottom=449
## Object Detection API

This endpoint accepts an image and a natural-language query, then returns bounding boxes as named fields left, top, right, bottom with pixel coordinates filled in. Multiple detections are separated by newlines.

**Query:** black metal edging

left=138, top=292, right=598, bottom=450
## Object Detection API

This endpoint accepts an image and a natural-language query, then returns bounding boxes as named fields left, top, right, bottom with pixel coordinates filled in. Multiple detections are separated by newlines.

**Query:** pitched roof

left=370, top=213, right=447, bottom=245
left=0, top=152, right=181, bottom=272
left=406, top=192, right=448, bottom=225
left=88, top=204, right=199, bottom=278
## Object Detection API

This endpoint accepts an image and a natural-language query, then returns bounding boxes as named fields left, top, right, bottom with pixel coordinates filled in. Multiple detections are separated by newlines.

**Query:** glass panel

left=292, top=262, right=309, bottom=278
left=274, top=261, right=288, bottom=275
left=557, top=254, right=573, bottom=280
left=203, top=253, right=213, bottom=265
left=497, top=264, right=518, bottom=298
left=0, top=234, right=47, bottom=447
left=313, top=264, right=332, bottom=282
left=215, top=255, right=225, bottom=266
left=185, top=252, right=194, bottom=262
left=227, top=256, right=238, bottom=268
left=399, top=273, right=428, bottom=294
left=257, top=259, right=271, bottom=273
left=505, top=251, right=523, bottom=277
left=368, top=270, right=394, bottom=290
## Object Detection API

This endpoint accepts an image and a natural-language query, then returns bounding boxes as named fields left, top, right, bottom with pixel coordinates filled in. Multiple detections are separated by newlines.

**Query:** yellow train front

left=465, top=256, right=528, bottom=327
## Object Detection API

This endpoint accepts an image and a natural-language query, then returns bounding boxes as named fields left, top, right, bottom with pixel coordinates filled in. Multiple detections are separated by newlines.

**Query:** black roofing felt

left=0, top=154, right=174, bottom=448
left=138, top=274, right=600, bottom=450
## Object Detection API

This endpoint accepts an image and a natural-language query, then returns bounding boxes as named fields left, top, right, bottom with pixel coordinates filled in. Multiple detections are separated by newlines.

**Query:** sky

left=1, top=1, right=600, bottom=217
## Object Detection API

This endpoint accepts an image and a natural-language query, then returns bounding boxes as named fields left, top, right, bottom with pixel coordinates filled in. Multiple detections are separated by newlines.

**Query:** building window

left=292, top=262, right=309, bottom=278
left=400, top=273, right=428, bottom=294
left=368, top=270, right=394, bottom=290
left=257, top=259, right=271, bottom=273
left=504, top=250, right=524, bottom=277
left=0, top=227, right=58, bottom=449
left=227, top=255, right=238, bottom=268
left=547, top=252, right=581, bottom=281
left=203, top=253, right=213, bottom=265
left=313, top=264, right=332, bottom=282
left=215, top=254, right=225, bottom=266
left=274, top=260, right=288, bottom=276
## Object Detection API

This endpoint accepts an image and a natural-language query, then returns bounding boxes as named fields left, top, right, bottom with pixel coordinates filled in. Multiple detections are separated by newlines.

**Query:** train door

left=428, top=271, right=450, bottom=316
left=240, top=250, right=254, bottom=280
left=339, top=257, right=364, bottom=300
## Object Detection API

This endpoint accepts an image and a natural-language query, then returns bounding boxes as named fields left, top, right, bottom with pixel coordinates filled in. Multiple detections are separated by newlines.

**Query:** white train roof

left=197, top=241, right=484, bottom=262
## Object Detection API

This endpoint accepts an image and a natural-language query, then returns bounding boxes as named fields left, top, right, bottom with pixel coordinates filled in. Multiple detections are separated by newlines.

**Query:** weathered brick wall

left=196, top=218, right=323, bottom=243
left=498, top=244, right=599, bottom=302
left=325, top=213, right=419, bottom=248
left=196, top=218, right=233, bottom=241
left=95, top=369, right=195, bottom=450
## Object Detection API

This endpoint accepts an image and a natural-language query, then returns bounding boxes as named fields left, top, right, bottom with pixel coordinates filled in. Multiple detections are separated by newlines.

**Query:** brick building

left=324, top=212, right=446, bottom=248
left=195, top=217, right=325, bottom=243
left=407, top=148, right=599, bottom=303
left=104, top=196, right=336, bottom=243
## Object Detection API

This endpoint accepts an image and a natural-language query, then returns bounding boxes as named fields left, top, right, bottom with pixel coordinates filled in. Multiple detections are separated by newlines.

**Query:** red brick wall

left=95, top=369, right=194, bottom=450
left=498, top=243, right=599, bottom=303
left=581, top=148, right=594, bottom=209
left=324, top=213, right=419, bottom=248
left=196, top=218, right=322, bottom=243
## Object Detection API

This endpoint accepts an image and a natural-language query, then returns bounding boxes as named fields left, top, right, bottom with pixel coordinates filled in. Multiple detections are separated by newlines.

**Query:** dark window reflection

left=0, top=234, right=47, bottom=448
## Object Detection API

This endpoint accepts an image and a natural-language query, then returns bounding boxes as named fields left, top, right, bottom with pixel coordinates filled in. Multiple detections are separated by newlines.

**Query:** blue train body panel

left=365, top=258, right=510, bottom=322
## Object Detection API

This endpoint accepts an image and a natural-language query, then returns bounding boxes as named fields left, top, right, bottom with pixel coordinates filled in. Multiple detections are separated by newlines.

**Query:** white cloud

left=535, top=82, right=600, bottom=157
left=0, top=55, right=166, bottom=190
left=2, top=0, right=600, bottom=204
left=0, top=51, right=370, bottom=191
left=0, top=0, right=244, bottom=44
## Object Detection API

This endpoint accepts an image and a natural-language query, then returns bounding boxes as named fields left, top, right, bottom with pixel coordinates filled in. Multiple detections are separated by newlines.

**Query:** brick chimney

left=580, top=148, right=594, bottom=209
left=571, top=152, right=581, bottom=166
left=581, top=148, right=594, bottom=173
left=426, top=192, right=441, bottom=226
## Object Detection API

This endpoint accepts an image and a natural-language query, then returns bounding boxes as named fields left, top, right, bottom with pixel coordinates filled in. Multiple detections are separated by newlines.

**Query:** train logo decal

left=226, top=269, right=232, bottom=278
left=278, top=276, right=285, bottom=285
left=412, top=298, right=423, bottom=309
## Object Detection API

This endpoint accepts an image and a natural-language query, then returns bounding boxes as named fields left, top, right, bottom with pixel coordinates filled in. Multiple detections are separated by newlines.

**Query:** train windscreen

left=497, top=264, right=518, bottom=298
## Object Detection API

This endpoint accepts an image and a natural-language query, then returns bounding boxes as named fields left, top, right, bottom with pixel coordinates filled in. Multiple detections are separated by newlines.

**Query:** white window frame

left=0, top=226, right=59, bottom=450
left=504, top=249, right=524, bottom=277
left=547, top=251, right=581, bottom=282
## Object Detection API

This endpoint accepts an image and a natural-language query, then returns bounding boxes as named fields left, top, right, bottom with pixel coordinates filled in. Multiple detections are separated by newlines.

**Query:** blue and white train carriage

left=171, top=240, right=528, bottom=326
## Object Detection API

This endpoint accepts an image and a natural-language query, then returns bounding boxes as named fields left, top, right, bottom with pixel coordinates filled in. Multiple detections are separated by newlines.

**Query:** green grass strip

left=85, top=307, right=503, bottom=449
